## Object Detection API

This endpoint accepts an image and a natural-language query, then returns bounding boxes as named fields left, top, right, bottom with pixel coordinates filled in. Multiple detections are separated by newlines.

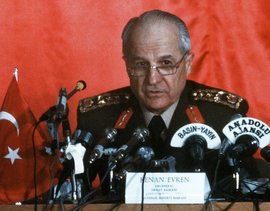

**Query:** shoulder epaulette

left=191, top=88, right=243, bottom=110
left=79, top=90, right=132, bottom=113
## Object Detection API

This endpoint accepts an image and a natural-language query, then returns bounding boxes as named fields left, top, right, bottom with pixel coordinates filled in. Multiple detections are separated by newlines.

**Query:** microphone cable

left=204, top=147, right=235, bottom=208
left=205, top=158, right=222, bottom=206
left=108, top=170, right=148, bottom=211
left=44, top=151, right=61, bottom=211
left=206, top=161, right=270, bottom=211
left=71, top=165, right=114, bottom=211
left=140, top=171, right=147, bottom=211
left=32, top=120, right=60, bottom=211
left=222, top=179, right=270, bottom=211
left=31, top=120, right=40, bottom=211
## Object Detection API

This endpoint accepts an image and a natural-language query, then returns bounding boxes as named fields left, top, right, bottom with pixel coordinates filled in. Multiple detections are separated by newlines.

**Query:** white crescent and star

left=0, top=111, right=21, bottom=164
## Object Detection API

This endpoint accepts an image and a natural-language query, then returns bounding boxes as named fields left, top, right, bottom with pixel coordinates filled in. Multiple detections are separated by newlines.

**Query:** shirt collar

left=141, top=100, right=179, bottom=128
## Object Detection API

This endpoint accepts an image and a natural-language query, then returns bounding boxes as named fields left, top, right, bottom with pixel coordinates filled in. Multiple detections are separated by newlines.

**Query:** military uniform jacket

left=77, top=80, right=259, bottom=197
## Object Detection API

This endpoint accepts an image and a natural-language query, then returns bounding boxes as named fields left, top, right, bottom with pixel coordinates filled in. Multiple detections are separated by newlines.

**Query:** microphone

left=219, top=114, right=243, bottom=158
left=261, top=145, right=270, bottom=162
left=39, top=80, right=87, bottom=122
left=65, top=130, right=93, bottom=174
left=221, top=117, right=270, bottom=192
left=75, top=130, right=94, bottom=148
left=88, top=128, right=117, bottom=165
left=62, top=116, right=72, bottom=145
left=229, top=134, right=259, bottom=159
left=222, top=117, right=270, bottom=159
left=65, top=129, right=93, bottom=157
left=102, top=148, right=118, bottom=156
left=56, top=88, right=68, bottom=120
left=67, top=80, right=87, bottom=99
left=150, top=156, right=176, bottom=172
left=110, top=127, right=150, bottom=167
left=170, top=123, right=221, bottom=170
left=184, top=135, right=207, bottom=164
left=170, top=123, right=221, bottom=171
left=72, top=129, right=82, bottom=143
left=55, top=130, right=91, bottom=197
left=115, top=146, right=155, bottom=180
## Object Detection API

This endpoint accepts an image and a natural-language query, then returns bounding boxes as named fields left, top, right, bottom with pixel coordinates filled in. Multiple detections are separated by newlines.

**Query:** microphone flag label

left=170, top=123, right=221, bottom=149
left=222, top=117, right=270, bottom=148
left=0, top=74, right=59, bottom=204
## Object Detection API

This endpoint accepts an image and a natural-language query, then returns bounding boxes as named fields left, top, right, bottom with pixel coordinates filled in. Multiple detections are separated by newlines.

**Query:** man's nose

left=146, top=66, right=163, bottom=84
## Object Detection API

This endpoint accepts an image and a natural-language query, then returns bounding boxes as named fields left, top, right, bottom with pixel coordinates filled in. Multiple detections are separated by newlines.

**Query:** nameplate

left=125, top=172, right=210, bottom=204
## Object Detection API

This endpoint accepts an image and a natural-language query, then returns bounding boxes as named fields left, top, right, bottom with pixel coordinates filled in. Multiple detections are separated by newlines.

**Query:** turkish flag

left=0, top=73, right=58, bottom=204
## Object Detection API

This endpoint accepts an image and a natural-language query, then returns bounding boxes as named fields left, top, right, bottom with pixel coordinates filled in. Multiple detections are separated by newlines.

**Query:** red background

left=0, top=0, right=270, bottom=133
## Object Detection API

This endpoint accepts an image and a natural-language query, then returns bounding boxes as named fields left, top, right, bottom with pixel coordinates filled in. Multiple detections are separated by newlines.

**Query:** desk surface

left=1, top=202, right=270, bottom=211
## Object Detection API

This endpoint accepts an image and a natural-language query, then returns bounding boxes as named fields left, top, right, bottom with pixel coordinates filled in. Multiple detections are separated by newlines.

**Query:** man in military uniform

left=76, top=10, right=266, bottom=201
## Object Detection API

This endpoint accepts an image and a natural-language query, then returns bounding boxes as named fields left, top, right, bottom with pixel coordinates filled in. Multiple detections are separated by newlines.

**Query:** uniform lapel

left=166, top=83, right=193, bottom=143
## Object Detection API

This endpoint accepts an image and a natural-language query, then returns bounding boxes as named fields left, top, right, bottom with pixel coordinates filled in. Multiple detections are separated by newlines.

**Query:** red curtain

left=0, top=0, right=269, bottom=136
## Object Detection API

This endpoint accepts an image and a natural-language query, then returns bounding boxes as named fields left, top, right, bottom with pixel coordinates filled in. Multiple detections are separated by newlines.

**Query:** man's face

left=124, top=21, right=193, bottom=114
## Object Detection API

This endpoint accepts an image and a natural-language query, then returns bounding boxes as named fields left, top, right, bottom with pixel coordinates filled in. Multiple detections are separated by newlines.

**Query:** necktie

left=148, top=115, right=167, bottom=158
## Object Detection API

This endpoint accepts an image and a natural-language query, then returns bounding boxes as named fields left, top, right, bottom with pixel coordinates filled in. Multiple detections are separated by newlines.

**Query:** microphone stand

left=71, top=169, right=78, bottom=202
left=47, top=88, right=81, bottom=204
left=230, top=156, right=241, bottom=194
left=61, top=110, right=82, bottom=203
left=108, top=155, right=117, bottom=200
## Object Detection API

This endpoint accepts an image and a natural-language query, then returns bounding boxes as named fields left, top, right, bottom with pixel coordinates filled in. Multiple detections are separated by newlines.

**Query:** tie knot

left=149, top=115, right=166, bottom=129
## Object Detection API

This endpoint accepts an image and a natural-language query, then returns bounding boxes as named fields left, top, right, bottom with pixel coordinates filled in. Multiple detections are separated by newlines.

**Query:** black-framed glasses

left=128, top=51, right=188, bottom=77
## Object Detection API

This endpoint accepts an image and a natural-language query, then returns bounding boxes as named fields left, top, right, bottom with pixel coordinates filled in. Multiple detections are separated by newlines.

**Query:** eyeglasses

left=128, top=52, right=188, bottom=77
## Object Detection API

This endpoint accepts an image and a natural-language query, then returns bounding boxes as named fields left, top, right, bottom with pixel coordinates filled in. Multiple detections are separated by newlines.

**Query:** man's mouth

left=145, top=89, right=164, bottom=97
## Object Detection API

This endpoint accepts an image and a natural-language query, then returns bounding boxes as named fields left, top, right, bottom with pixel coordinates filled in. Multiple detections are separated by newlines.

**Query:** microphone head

left=104, top=128, right=117, bottom=142
left=185, top=135, right=207, bottom=148
left=230, top=113, right=243, bottom=121
left=132, top=127, right=150, bottom=143
left=89, top=128, right=117, bottom=161
left=136, top=147, right=155, bottom=162
left=76, top=80, right=87, bottom=91
left=73, top=129, right=82, bottom=140
left=77, top=130, right=93, bottom=147
left=110, top=127, right=149, bottom=166
left=184, top=135, right=207, bottom=162
left=115, top=147, right=155, bottom=180
left=230, top=134, right=259, bottom=159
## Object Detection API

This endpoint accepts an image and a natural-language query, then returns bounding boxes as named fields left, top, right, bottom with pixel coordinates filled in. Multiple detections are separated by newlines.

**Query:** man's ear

left=185, top=52, right=194, bottom=75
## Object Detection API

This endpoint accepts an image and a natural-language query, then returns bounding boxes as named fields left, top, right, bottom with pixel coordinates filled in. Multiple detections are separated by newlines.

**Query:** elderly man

left=77, top=10, right=263, bottom=200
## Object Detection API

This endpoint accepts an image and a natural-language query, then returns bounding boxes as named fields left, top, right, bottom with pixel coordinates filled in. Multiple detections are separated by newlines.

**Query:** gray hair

left=122, top=10, right=191, bottom=56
